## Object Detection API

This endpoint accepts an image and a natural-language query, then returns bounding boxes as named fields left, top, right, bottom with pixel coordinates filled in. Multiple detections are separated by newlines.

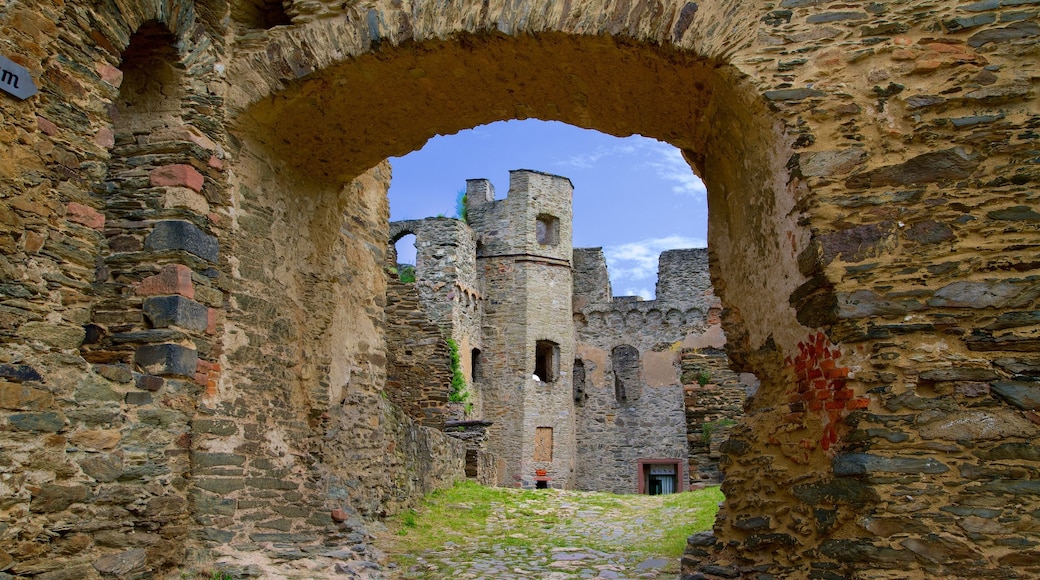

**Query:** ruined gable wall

left=574, top=249, right=727, bottom=493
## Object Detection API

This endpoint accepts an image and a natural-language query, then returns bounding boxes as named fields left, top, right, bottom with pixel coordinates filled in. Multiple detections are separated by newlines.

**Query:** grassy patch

left=380, top=481, right=723, bottom=572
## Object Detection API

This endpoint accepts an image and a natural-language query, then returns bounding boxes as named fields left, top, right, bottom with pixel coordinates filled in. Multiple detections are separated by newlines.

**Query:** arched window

left=471, top=348, right=482, bottom=382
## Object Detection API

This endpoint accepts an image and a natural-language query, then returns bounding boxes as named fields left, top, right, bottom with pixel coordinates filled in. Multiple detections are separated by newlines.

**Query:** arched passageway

left=3, top=1, right=1037, bottom=578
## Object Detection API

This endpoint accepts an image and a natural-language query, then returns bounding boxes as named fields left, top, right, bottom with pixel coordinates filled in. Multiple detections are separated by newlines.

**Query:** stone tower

left=467, top=170, right=576, bottom=489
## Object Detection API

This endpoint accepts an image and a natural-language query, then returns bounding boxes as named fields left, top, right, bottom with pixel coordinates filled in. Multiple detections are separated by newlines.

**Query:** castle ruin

left=2, top=0, right=1038, bottom=578
left=386, top=169, right=749, bottom=494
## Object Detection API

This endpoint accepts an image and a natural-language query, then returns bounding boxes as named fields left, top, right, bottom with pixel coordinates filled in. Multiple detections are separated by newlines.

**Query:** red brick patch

left=783, top=331, right=864, bottom=451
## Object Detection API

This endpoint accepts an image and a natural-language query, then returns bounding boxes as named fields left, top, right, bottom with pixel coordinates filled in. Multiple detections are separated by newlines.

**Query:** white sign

left=0, top=56, right=38, bottom=100
left=649, top=464, right=676, bottom=475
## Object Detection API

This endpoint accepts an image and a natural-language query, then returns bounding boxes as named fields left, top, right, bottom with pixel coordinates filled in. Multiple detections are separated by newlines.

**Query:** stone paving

left=385, top=490, right=703, bottom=579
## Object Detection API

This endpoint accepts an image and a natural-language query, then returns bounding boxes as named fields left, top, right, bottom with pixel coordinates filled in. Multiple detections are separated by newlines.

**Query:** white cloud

left=604, top=235, right=707, bottom=287
left=556, top=141, right=641, bottom=169
left=623, top=287, right=654, bottom=300
left=644, top=144, right=707, bottom=199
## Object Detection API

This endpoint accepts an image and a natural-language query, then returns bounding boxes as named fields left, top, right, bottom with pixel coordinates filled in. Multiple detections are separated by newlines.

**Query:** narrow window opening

left=534, top=340, right=559, bottom=383
left=573, top=359, right=587, bottom=405
left=536, top=214, right=559, bottom=246
left=535, top=480, right=548, bottom=489
left=471, top=348, right=482, bottom=382
left=612, top=344, right=641, bottom=403
left=391, top=233, right=417, bottom=282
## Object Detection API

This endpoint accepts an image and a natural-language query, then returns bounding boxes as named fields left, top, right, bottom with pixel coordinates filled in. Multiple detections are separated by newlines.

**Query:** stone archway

left=3, top=0, right=1037, bottom=578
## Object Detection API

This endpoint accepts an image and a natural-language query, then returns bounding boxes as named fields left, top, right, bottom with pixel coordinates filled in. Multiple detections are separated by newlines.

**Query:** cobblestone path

left=383, top=489, right=713, bottom=579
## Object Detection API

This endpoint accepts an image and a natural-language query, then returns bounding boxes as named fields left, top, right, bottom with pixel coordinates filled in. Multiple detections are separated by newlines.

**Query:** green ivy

left=446, top=338, right=469, bottom=405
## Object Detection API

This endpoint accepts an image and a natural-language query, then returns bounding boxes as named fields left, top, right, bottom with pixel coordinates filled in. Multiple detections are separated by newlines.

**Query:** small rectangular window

left=534, top=427, right=553, bottom=462
left=536, top=214, right=559, bottom=246
left=535, top=340, right=558, bottom=383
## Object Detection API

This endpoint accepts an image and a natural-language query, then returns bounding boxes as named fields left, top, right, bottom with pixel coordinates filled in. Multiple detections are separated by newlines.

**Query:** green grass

left=380, top=480, right=724, bottom=570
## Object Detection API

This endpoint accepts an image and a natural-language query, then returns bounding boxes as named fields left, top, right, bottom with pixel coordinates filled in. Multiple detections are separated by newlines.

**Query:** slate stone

left=134, top=343, right=197, bottom=377
left=734, top=516, right=770, bottom=530
left=248, top=533, right=320, bottom=543
left=194, top=478, right=246, bottom=494
left=745, top=533, right=798, bottom=548
left=990, top=380, right=1040, bottom=410
left=906, top=95, right=946, bottom=109
left=9, top=411, right=65, bottom=432
left=988, top=205, right=1040, bottom=221
left=192, top=418, right=238, bottom=435
left=144, top=220, right=219, bottom=262
left=940, top=506, right=1002, bottom=518
left=0, top=363, right=43, bottom=382
left=78, top=453, right=124, bottom=482
left=819, top=222, right=893, bottom=264
left=142, top=295, right=209, bottom=331
left=135, top=374, right=164, bottom=392
left=928, top=280, right=1037, bottom=308
left=986, top=311, right=1040, bottom=330
left=763, top=10, right=793, bottom=25
left=125, top=391, right=153, bottom=405
left=945, top=13, right=997, bottom=31
left=807, top=11, right=867, bottom=22
left=967, top=20, right=1040, bottom=47
left=832, top=453, right=949, bottom=476
left=0, top=382, right=54, bottom=411
left=764, top=88, right=826, bottom=101
left=845, top=148, right=980, bottom=189
left=31, top=484, right=91, bottom=512
left=961, top=0, right=1000, bottom=11
left=905, top=220, right=954, bottom=244
left=951, top=113, right=1004, bottom=128
left=94, top=364, right=133, bottom=383
left=901, top=535, right=982, bottom=562
left=919, top=367, right=999, bottom=382
left=975, top=442, right=1040, bottom=461
left=799, top=148, right=867, bottom=177
left=793, top=477, right=880, bottom=505
left=820, top=539, right=915, bottom=564
left=16, top=322, right=86, bottom=349
left=92, top=548, right=147, bottom=576
left=193, top=452, right=247, bottom=467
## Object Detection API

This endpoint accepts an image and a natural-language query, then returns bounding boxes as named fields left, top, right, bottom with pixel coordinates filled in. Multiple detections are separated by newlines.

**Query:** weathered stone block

left=845, top=148, right=980, bottom=189
left=990, top=381, right=1040, bottom=411
left=149, top=164, right=204, bottom=193
left=0, top=364, right=43, bottom=382
left=136, top=264, right=195, bottom=298
left=9, top=411, right=65, bottom=432
left=832, top=453, right=949, bottom=476
left=0, top=382, right=54, bottom=410
left=142, top=295, right=209, bottom=331
left=16, top=322, right=86, bottom=349
left=65, top=202, right=105, bottom=230
left=144, top=221, right=219, bottom=262
left=134, top=344, right=197, bottom=378
left=78, top=453, right=123, bottom=482
left=793, top=477, right=880, bottom=505
left=30, top=484, right=90, bottom=513
left=192, top=418, right=238, bottom=435
left=92, top=548, right=147, bottom=576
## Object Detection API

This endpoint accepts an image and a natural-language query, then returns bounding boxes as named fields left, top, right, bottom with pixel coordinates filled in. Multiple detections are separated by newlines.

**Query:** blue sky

left=389, top=120, right=708, bottom=299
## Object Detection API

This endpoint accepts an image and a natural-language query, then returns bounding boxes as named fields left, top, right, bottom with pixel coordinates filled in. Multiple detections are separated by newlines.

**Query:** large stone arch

left=2, top=0, right=1037, bottom=577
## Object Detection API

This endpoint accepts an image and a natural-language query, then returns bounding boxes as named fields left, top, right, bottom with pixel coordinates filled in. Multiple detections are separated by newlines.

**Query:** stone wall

left=4, top=0, right=1039, bottom=577
left=682, top=348, right=750, bottom=486
left=574, top=249, right=731, bottom=494
left=384, top=276, right=454, bottom=428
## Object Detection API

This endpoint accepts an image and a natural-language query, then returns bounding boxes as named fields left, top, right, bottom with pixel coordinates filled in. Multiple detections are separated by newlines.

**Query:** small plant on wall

left=700, top=418, right=736, bottom=445
left=697, top=370, right=711, bottom=386
left=446, top=338, right=470, bottom=412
